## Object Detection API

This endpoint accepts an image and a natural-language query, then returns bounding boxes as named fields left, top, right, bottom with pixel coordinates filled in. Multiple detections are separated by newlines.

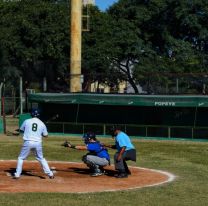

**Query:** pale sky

left=95, top=0, right=118, bottom=11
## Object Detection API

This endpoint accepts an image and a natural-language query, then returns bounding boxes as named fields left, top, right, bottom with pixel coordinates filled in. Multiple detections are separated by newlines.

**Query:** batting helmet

left=82, top=132, right=96, bottom=144
left=31, top=108, right=40, bottom=117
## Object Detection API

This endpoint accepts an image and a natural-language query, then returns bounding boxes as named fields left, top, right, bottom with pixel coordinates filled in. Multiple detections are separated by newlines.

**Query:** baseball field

left=0, top=131, right=207, bottom=206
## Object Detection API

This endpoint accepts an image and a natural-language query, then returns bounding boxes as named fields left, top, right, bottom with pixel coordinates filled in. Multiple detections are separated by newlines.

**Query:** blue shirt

left=87, top=142, right=110, bottom=161
left=115, top=131, right=135, bottom=151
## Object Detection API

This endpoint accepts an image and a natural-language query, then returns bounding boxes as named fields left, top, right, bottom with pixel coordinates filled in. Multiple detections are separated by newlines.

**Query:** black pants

left=114, top=149, right=136, bottom=173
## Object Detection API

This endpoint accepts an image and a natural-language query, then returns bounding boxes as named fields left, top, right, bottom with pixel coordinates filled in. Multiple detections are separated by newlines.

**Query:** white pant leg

left=15, top=141, right=31, bottom=177
left=34, top=142, right=53, bottom=176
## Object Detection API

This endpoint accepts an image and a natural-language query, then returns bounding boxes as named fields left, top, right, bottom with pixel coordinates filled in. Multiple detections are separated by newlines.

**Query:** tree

left=82, top=5, right=153, bottom=93
left=0, top=0, right=70, bottom=92
left=1, top=0, right=208, bottom=94
left=82, top=6, right=112, bottom=91
left=105, top=0, right=208, bottom=93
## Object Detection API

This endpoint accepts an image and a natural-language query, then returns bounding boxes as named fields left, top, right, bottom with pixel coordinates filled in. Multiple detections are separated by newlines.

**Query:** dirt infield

left=0, top=160, right=175, bottom=193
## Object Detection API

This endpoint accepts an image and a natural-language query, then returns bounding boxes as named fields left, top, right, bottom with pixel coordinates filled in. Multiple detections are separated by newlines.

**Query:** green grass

left=0, top=135, right=208, bottom=206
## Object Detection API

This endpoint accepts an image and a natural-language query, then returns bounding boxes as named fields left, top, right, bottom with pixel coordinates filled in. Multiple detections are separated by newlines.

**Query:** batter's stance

left=13, top=108, right=54, bottom=179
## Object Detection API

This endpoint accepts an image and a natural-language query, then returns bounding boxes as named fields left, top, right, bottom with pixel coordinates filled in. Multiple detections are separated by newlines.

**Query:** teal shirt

left=115, top=131, right=135, bottom=151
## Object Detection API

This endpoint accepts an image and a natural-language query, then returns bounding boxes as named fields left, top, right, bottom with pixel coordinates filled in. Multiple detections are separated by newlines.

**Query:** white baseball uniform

left=14, top=117, right=53, bottom=178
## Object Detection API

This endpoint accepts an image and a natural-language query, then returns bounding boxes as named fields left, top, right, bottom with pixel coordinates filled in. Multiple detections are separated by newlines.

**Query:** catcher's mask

left=31, top=108, right=40, bottom=117
left=83, top=132, right=96, bottom=144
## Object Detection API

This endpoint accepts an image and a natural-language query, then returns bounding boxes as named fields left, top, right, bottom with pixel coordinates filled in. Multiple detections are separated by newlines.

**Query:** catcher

left=61, top=132, right=110, bottom=177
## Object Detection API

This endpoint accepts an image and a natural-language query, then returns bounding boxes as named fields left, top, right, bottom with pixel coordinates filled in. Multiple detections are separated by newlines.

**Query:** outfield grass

left=0, top=135, right=208, bottom=206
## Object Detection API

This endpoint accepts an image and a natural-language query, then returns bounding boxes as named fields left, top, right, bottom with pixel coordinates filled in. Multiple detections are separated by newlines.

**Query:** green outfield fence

left=44, top=122, right=208, bottom=140
left=18, top=112, right=208, bottom=139
left=15, top=93, right=208, bottom=140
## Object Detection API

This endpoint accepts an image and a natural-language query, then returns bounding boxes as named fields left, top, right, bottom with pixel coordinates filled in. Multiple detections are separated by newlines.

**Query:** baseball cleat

left=12, top=173, right=20, bottom=179
left=49, top=175, right=55, bottom=179
left=12, top=175, right=20, bottom=180
left=114, top=173, right=128, bottom=178
left=90, top=172, right=103, bottom=177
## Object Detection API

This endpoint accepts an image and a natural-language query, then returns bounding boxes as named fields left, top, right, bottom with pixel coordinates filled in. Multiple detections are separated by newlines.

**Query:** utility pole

left=20, top=76, right=23, bottom=114
left=0, top=83, right=3, bottom=117
left=1, top=79, right=6, bottom=134
left=70, top=0, right=82, bottom=92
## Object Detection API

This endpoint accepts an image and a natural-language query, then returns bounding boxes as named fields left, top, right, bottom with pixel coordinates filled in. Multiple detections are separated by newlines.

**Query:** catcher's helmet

left=82, top=132, right=96, bottom=144
left=31, top=108, right=40, bottom=117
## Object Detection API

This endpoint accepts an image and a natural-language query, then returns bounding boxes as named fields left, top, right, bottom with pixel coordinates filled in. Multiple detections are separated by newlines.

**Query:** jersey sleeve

left=117, top=137, right=127, bottom=148
left=117, top=133, right=128, bottom=148
left=87, top=142, right=99, bottom=152
left=87, top=143, right=93, bottom=151
left=20, top=120, right=26, bottom=132
left=42, top=124, right=48, bottom=136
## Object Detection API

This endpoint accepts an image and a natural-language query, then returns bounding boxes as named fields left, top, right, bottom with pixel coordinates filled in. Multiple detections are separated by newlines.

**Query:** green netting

left=29, top=93, right=208, bottom=107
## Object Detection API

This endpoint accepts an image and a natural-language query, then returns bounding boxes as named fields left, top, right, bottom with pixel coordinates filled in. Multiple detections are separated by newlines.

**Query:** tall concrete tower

left=70, top=0, right=82, bottom=92
left=70, top=0, right=95, bottom=92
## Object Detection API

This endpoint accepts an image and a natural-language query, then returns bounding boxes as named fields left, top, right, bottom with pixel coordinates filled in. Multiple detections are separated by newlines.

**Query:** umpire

left=108, top=126, right=136, bottom=178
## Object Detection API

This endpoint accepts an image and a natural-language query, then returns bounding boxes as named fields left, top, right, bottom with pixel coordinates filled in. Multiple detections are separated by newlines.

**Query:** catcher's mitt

left=61, top=140, right=70, bottom=147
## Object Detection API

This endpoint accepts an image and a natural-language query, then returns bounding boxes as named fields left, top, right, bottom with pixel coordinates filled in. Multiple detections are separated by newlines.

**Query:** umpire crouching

left=108, top=126, right=136, bottom=178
